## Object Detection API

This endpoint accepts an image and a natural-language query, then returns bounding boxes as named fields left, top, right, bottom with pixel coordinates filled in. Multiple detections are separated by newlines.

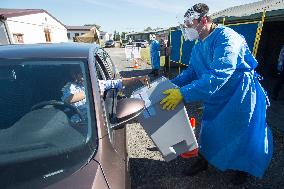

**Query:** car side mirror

left=111, top=98, right=145, bottom=130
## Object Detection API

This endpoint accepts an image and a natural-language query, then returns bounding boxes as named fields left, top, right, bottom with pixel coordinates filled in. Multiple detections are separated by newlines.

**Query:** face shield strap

left=184, top=7, right=207, bottom=24
left=184, top=7, right=200, bottom=25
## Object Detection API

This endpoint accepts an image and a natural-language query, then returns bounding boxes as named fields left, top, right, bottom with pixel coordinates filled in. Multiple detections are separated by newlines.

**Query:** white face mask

left=184, top=27, right=199, bottom=41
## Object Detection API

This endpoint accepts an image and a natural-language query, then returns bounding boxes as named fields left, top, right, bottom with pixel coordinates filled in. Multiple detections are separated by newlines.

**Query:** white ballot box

left=131, top=77, right=198, bottom=161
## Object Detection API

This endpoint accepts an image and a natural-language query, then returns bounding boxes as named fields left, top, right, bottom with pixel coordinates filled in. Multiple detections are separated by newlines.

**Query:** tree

left=115, top=32, right=121, bottom=41
left=84, top=24, right=101, bottom=30
left=153, top=27, right=163, bottom=31
left=113, top=30, right=117, bottom=41
left=121, top=32, right=127, bottom=39
left=113, top=30, right=121, bottom=41
left=144, top=27, right=152, bottom=31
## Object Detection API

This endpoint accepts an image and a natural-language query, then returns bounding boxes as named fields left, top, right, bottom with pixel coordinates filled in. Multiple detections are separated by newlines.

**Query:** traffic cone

left=180, top=148, right=199, bottom=158
left=180, top=117, right=198, bottom=158
left=133, top=59, right=139, bottom=69
left=190, top=118, right=196, bottom=128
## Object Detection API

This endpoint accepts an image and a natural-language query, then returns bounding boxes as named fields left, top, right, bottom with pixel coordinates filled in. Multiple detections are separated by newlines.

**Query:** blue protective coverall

left=171, top=25, right=273, bottom=178
left=150, top=40, right=160, bottom=70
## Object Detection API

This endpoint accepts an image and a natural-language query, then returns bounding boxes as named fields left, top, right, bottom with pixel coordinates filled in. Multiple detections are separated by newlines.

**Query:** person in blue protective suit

left=149, top=34, right=160, bottom=76
left=160, top=3, right=273, bottom=185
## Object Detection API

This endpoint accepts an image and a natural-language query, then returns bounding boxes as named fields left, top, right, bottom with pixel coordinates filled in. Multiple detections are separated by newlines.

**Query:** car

left=0, top=43, right=144, bottom=189
left=132, top=39, right=149, bottom=48
left=104, top=40, right=115, bottom=48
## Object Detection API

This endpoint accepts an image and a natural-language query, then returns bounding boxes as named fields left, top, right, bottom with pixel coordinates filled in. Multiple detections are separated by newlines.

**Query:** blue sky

left=1, top=0, right=260, bottom=33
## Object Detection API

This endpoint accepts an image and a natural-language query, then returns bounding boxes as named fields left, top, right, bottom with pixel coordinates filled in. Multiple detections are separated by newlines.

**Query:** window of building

left=67, top=33, right=70, bottom=39
left=75, top=33, right=79, bottom=37
left=44, top=28, right=51, bottom=42
left=81, top=33, right=85, bottom=35
left=13, top=33, right=24, bottom=43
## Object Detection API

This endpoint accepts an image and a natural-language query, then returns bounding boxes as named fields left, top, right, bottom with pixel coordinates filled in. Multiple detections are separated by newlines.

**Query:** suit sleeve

left=171, top=62, right=197, bottom=87
left=179, top=30, right=243, bottom=102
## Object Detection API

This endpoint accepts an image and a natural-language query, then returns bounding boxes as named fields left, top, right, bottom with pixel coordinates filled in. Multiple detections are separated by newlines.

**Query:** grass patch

left=140, top=47, right=165, bottom=67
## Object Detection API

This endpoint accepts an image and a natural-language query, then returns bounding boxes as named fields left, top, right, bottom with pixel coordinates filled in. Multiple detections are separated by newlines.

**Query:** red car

left=0, top=43, right=144, bottom=189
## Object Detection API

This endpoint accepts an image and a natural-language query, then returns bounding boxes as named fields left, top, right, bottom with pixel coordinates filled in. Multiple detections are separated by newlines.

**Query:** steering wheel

left=31, top=100, right=84, bottom=121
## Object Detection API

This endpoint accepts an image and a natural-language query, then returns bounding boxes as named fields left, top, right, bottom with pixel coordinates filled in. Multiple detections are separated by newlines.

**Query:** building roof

left=0, top=43, right=99, bottom=59
left=0, top=8, right=66, bottom=28
left=0, top=8, right=45, bottom=18
left=126, top=28, right=168, bottom=37
left=211, top=0, right=284, bottom=19
left=100, top=31, right=107, bottom=35
left=66, top=26, right=93, bottom=31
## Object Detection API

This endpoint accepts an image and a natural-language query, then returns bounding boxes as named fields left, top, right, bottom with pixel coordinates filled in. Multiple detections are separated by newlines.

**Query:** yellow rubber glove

left=160, top=88, right=183, bottom=110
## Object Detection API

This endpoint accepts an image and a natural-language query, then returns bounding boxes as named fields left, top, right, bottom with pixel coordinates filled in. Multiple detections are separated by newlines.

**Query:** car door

left=92, top=49, right=130, bottom=188
left=92, top=49, right=127, bottom=160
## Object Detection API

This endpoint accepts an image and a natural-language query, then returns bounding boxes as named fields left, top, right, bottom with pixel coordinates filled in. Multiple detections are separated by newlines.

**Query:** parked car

left=132, top=39, right=149, bottom=48
left=104, top=40, right=115, bottom=48
left=0, top=43, right=144, bottom=189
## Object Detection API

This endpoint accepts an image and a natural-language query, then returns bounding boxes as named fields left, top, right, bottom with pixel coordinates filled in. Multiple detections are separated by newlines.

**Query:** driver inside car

left=61, top=69, right=149, bottom=123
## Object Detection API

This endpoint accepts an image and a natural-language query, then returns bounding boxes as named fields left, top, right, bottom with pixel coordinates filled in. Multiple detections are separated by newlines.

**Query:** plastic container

left=131, top=77, right=198, bottom=161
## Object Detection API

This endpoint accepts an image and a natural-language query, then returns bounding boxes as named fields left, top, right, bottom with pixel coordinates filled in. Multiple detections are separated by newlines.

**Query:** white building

left=99, top=31, right=110, bottom=42
left=109, top=34, right=113, bottom=40
left=66, top=25, right=93, bottom=42
left=67, top=25, right=110, bottom=44
left=0, top=8, right=68, bottom=44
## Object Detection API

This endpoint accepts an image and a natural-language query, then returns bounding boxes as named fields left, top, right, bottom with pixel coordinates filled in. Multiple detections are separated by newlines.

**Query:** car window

left=0, top=59, right=97, bottom=187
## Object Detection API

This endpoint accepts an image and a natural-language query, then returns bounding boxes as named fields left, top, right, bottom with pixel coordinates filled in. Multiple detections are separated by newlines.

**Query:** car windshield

left=0, top=59, right=96, bottom=186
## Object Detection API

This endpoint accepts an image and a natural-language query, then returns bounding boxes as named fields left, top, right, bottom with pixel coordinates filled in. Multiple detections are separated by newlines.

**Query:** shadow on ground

left=129, top=149, right=284, bottom=189
left=129, top=154, right=283, bottom=189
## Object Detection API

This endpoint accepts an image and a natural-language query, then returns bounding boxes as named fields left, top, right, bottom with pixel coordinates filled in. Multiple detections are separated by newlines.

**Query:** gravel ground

left=106, top=48, right=284, bottom=189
